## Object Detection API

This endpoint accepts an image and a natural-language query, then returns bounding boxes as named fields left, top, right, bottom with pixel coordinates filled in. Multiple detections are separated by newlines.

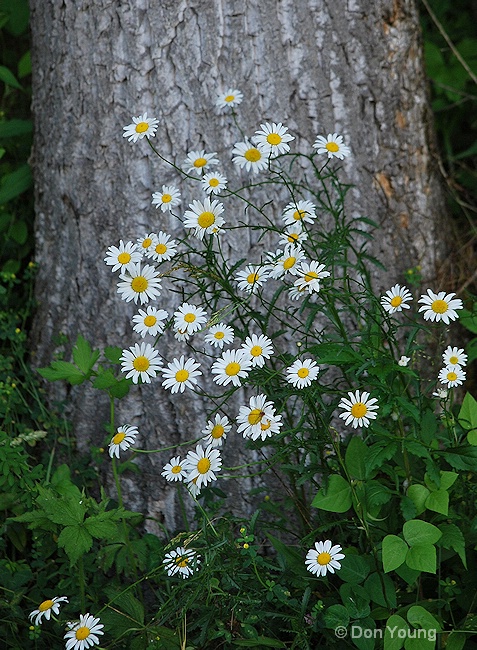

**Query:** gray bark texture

left=29, top=0, right=449, bottom=532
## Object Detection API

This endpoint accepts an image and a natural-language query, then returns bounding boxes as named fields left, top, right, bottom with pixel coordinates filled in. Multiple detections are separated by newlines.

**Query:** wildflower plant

left=18, top=89, right=477, bottom=650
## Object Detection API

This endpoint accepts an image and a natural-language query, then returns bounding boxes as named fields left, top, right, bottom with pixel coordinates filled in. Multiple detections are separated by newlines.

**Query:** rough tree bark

left=29, top=0, right=449, bottom=531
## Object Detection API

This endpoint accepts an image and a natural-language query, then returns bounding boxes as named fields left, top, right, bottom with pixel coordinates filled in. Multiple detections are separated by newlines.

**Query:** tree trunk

left=29, top=0, right=449, bottom=531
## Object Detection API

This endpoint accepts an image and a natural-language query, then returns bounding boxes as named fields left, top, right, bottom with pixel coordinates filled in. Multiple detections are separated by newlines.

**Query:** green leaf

left=266, top=533, right=307, bottom=574
left=364, top=572, right=396, bottom=608
left=459, top=308, right=477, bottom=334
left=439, top=471, right=458, bottom=491
left=10, top=220, right=28, bottom=244
left=322, top=603, right=350, bottom=629
left=57, top=525, right=92, bottom=565
left=73, top=335, right=100, bottom=374
left=0, top=164, right=32, bottom=203
left=37, top=490, right=85, bottom=526
left=458, top=393, right=477, bottom=431
left=352, top=617, right=377, bottom=650
left=311, top=475, right=352, bottom=512
left=382, top=535, right=408, bottom=573
left=424, top=489, right=448, bottom=515
left=18, top=50, right=31, bottom=78
left=407, top=605, right=441, bottom=632
left=345, top=436, right=368, bottom=480
left=108, top=379, right=131, bottom=399
left=442, top=445, right=477, bottom=470
left=406, top=485, right=430, bottom=516
left=232, top=638, right=286, bottom=648
left=104, top=586, right=145, bottom=625
left=338, top=554, right=370, bottom=584
left=444, top=632, right=466, bottom=650
left=38, top=361, right=85, bottom=384
left=366, top=442, right=398, bottom=473
left=84, top=516, right=118, bottom=541
left=438, top=523, right=466, bottom=568
left=0, top=65, right=22, bottom=89
left=402, top=520, right=441, bottom=546
left=104, top=346, right=123, bottom=364
left=92, top=370, right=117, bottom=389
left=395, top=563, right=420, bottom=585
left=0, top=119, right=32, bottom=138
left=384, top=614, right=409, bottom=650
left=405, top=544, right=436, bottom=573
left=339, top=583, right=370, bottom=619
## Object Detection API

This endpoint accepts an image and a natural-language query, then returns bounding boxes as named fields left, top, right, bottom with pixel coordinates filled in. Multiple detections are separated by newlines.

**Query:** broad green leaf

left=311, top=475, right=352, bottom=513
left=10, top=220, right=27, bottom=244
left=367, top=442, right=397, bottom=472
left=345, top=436, right=367, bottom=479
left=352, top=616, right=376, bottom=650
left=382, top=535, right=408, bottom=573
left=442, top=445, right=477, bottom=470
left=395, top=563, right=420, bottom=585
left=37, top=490, right=85, bottom=526
left=108, top=379, right=131, bottom=399
left=458, top=393, right=477, bottom=431
left=0, top=164, right=32, bottom=203
left=18, top=50, right=31, bottom=78
left=73, top=334, right=100, bottom=374
left=266, top=533, right=307, bottom=574
left=92, top=370, right=117, bottom=389
left=384, top=614, right=409, bottom=650
left=57, top=525, right=92, bottom=565
left=438, top=523, right=466, bottom=568
left=445, top=632, right=466, bottom=650
left=104, top=586, right=145, bottom=625
left=402, top=520, right=441, bottom=546
left=439, top=471, right=458, bottom=491
left=406, top=485, right=430, bottom=516
left=459, top=308, right=477, bottom=334
left=338, top=554, right=370, bottom=584
left=424, top=489, right=448, bottom=515
left=407, top=605, right=441, bottom=631
left=323, top=603, right=350, bottom=629
left=0, top=119, right=32, bottom=138
left=405, top=544, right=436, bottom=573
left=339, top=583, right=370, bottom=619
left=467, top=430, right=477, bottom=446
left=84, top=516, right=118, bottom=540
left=104, top=346, right=123, bottom=364
left=0, top=65, right=22, bottom=89
left=364, top=572, right=396, bottom=608
left=420, top=410, right=438, bottom=445
left=37, top=361, right=85, bottom=384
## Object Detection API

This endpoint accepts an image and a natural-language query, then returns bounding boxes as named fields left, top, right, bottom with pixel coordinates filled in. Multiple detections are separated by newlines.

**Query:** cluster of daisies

left=29, top=598, right=103, bottom=650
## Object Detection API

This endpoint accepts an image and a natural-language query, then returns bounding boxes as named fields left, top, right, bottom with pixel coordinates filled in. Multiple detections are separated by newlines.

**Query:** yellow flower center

left=261, top=419, right=271, bottom=430
left=112, top=432, right=126, bottom=445
left=351, top=403, right=367, bottom=418
left=297, top=367, right=309, bottom=378
left=117, top=252, right=131, bottom=265
left=304, top=271, right=318, bottom=283
left=390, top=296, right=402, bottom=307
left=142, top=238, right=152, bottom=248
left=135, top=122, right=149, bottom=133
left=131, top=276, right=148, bottom=293
left=248, top=409, right=264, bottom=425
left=250, top=345, right=263, bottom=357
left=211, top=424, right=225, bottom=439
left=325, top=142, right=339, bottom=153
left=317, top=551, right=332, bottom=565
left=283, top=256, right=296, bottom=270
left=144, top=315, right=157, bottom=327
left=161, top=193, right=172, bottom=203
left=447, top=371, right=457, bottom=382
left=209, top=178, right=220, bottom=187
left=175, top=369, right=190, bottom=382
left=247, top=272, right=259, bottom=284
left=214, top=331, right=225, bottom=339
left=267, top=133, right=282, bottom=145
left=225, top=362, right=241, bottom=376
left=39, top=599, right=54, bottom=612
left=197, top=211, right=215, bottom=228
left=293, top=210, right=306, bottom=221
left=75, top=627, right=91, bottom=641
left=184, top=313, right=196, bottom=323
left=171, top=464, right=182, bottom=474
left=287, top=233, right=299, bottom=242
left=133, top=356, right=150, bottom=372
left=194, top=157, right=207, bottom=168
left=244, top=148, right=261, bottom=162
left=176, top=557, right=189, bottom=568
left=197, top=457, right=211, bottom=474
left=224, top=94, right=235, bottom=103
left=431, top=299, right=448, bottom=314
left=449, top=356, right=459, bottom=365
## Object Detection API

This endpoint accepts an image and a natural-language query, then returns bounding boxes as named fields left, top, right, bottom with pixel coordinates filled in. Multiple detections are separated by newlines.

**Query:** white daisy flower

left=174, top=328, right=191, bottom=342
left=282, top=199, right=317, bottom=226
left=161, top=456, right=187, bottom=482
left=216, top=88, right=243, bottom=109
left=137, top=233, right=158, bottom=254
left=117, top=263, right=162, bottom=304
left=232, top=139, right=269, bottom=174
left=204, top=323, right=235, bottom=349
left=104, top=240, right=142, bottom=273
left=183, top=197, right=225, bottom=239
left=293, top=261, right=330, bottom=294
left=120, top=342, right=162, bottom=384
left=123, top=112, right=159, bottom=143
left=254, top=121, right=295, bottom=157
left=442, top=346, right=468, bottom=368
left=173, top=302, right=208, bottom=335
left=433, top=388, right=449, bottom=399
left=161, top=355, right=202, bottom=393
left=235, top=264, right=270, bottom=293
left=132, top=306, right=168, bottom=338
left=145, top=231, right=178, bottom=263
left=183, top=444, right=222, bottom=489
left=313, top=133, right=350, bottom=160
left=338, top=390, right=379, bottom=429
left=151, top=185, right=181, bottom=212
left=286, top=358, right=320, bottom=388
left=29, top=596, right=68, bottom=626
left=108, top=424, right=138, bottom=458
left=240, top=333, right=274, bottom=368
left=279, top=223, right=309, bottom=247
left=186, top=476, right=202, bottom=498
left=163, top=546, right=200, bottom=579
left=268, top=244, right=306, bottom=278
left=64, top=613, right=104, bottom=650
left=236, top=394, right=281, bottom=440
left=211, top=349, right=252, bottom=387
left=438, top=365, right=466, bottom=388
left=418, top=289, right=463, bottom=324
left=184, top=149, right=219, bottom=176
left=201, top=414, right=231, bottom=448
left=288, top=284, right=309, bottom=301
left=398, top=356, right=411, bottom=367
left=201, top=171, right=228, bottom=195
left=381, top=284, right=413, bottom=314
left=305, top=540, right=345, bottom=577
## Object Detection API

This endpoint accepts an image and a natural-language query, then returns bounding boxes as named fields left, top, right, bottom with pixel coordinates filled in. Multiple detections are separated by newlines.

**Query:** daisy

left=398, top=356, right=411, bottom=367
left=161, top=456, right=187, bottom=482
left=279, top=223, right=309, bottom=247
left=173, top=302, right=208, bottom=335
left=64, top=613, right=104, bottom=650
left=236, top=394, right=281, bottom=440
left=29, top=596, right=68, bottom=626
left=201, top=171, right=228, bottom=195
left=305, top=540, right=345, bottom=577
left=151, top=185, right=181, bottom=212
left=235, top=264, right=270, bottom=293
left=183, top=444, right=222, bottom=489
left=183, top=197, right=225, bottom=239
left=232, top=139, right=269, bottom=174
left=186, top=476, right=202, bottom=498
left=123, top=112, right=159, bottom=143
left=137, top=232, right=158, bottom=254
left=381, top=284, right=413, bottom=314
left=254, top=122, right=295, bottom=156
left=282, top=199, right=317, bottom=226
left=108, top=424, right=138, bottom=458
left=338, top=390, right=379, bottom=429
left=288, top=284, right=309, bottom=301
left=312, top=133, right=351, bottom=160
left=442, top=346, right=468, bottom=368
left=418, top=289, right=463, bottom=324
left=438, top=365, right=466, bottom=388
left=433, top=388, right=449, bottom=399
left=184, top=149, right=219, bottom=176
left=286, top=358, right=320, bottom=388
left=161, top=356, right=202, bottom=393
left=174, top=328, right=191, bottom=342
left=216, top=88, right=243, bottom=109
left=204, top=323, right=235, bottom=349
left=293, top=261, right=330, bottom=294
left=104, top=240, right=142, bottom=273
left=132, top=306, right=168, bottom=337
left=268, top=245, right=306, bottom=278
left=211, top=349, right=252, bottom=387
left=163, top=546, right=201, bottom=579
left=145, top=231, right=178, bottom=262
left=120, top=342, right=162, bottom=384
left=201, top=414, right=231, bottom=448
left=117, top=263, right=162, bottom=304
left=240, top=333, right=274, bottom=368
